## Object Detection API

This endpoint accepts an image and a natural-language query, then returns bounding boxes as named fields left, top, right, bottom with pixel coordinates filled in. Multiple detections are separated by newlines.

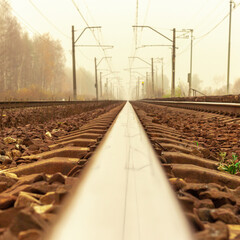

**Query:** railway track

left=0, top=100, right=117, bottom=109
left=0, top=100, right=240, bottom=239
left=47, top=102, right=193, bottom=240
left=132, top=101, right=240, bottom=240
left=141, top=100, right=240, bottom=116
left=0, top=101, right=124, bottom=239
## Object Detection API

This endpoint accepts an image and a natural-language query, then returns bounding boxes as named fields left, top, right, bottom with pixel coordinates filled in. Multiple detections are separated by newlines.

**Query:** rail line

left=47, top=102, right=193, bottom=240
left=1, top=99, right=240, bottom=239
left=131, top=100, right=240, bottom=239
left=0, top=100, right=118, bottom=109
left=141, top=100, right=240, bottom=116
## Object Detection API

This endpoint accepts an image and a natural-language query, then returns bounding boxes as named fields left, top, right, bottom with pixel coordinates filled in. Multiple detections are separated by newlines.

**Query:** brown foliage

left=0, top=1, right=66, bottom=97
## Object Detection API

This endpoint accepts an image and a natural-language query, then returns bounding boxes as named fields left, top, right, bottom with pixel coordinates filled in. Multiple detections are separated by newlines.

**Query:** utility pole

left=146, top=72, right=149, bottom=98
left=106, top=78, right=109, bottom=100
left=172, top=28, right=176, bottom=97
left=177, top=28, right=194, bottom=97
left=138, top=77, right=140, bottom=99
left=227, top=0, right=233, bottom=94
left=132, top=26, right=175, bottom=98
left=71, top=25, right=111, bottom=101
left=155, top=66, right=158, bottom=96
left=135, top=82, right=138, bottom=99
left=111, top=82, right=113, bottom=99
left=161, top=58, right=164, bottom=97
left=151, top=58, right=154, bottom=98
left=94, top=57, right=98, bottom=100
left=94, top=57, right=112, bottom=100
left=100, top=72, right=102, bottom=98
left=72, top=26, right=77, bottom=100
left=135, top=0, right=139, bottom=46
left=189, top=29, right=193, bottom=97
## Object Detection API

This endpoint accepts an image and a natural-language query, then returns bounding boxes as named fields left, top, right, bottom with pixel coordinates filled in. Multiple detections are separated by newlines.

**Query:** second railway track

left=142, top=99, right=240, bottom=116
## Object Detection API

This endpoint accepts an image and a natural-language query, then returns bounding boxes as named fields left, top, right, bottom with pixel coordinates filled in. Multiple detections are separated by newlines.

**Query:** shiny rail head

left=140, top=99, right=240, bottom=115
left=140, top=99, right=240, bottom=106
left=46, top=101, right=194, bottom=240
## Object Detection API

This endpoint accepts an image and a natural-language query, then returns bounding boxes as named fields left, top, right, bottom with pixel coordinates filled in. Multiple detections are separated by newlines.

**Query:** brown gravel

left=134, top=102, right=240, bottom=158
left=132, top=101, right=240, bottom=240
left=0, top=102, right=124, bottom=240
left=0, top=102, right=121, bottom=170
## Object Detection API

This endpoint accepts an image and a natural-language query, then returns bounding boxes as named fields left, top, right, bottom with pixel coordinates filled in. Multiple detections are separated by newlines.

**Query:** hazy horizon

left=8, top=0, right=240, bottom=98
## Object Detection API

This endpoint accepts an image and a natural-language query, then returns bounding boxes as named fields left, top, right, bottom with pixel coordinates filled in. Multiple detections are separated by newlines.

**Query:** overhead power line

left=28, top=0, right=70, bottom=39
left=138, top=0, right=151, bottom=51
left=143, top=0, right=151, bottom=25
left=177, top=2, right=240, bottom=58
left=195, top=14, right=229, bottom=40
left=196, top=3, right=240, bottom=40
left=192, top=0, right=226, bottom=31
left=135, top=0, right=139, bottom=46
left=177, top=13, right=229, bottom=58
left=81, top=0, right=97, bottom=25
left=7, top=4, right=63, bottom=52
left=71, top=0, right=90, bottom=28
left=71, top=0, right=113, bottom=73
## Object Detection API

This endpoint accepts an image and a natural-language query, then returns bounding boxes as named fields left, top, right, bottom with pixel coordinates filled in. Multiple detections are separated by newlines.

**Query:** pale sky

left=9, top=0, right=240, bottom=98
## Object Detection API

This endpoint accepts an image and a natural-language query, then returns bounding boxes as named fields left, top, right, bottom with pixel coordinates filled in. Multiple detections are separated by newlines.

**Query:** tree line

left=0, top=0, right=69, bottom=100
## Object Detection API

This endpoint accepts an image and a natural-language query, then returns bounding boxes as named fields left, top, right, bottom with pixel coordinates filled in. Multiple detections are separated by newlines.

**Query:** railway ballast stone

left=210, top=208, right=240, bottom=224
left=48, top=172, right=65, bottom=185
left=195, top=221, right=229, bottom=240
left=9, top=208, right=48, bottom=237
left=14, top=192, right=41, bottom=208
left=199, top=190, right=236, bottom=207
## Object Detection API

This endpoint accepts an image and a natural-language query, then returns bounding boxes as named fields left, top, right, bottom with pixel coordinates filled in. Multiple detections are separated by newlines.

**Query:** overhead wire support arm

left=71, top=24, right=113, bottom=101
left=138, top=44, right=172, bottom=48
left=132, top=25, right=176, bottom=97
left=97, top=57, right=112, bottom=67
left=94, top=57, right=113, bottom=101
left=74, top=26, right=102, bottom=44
left=76, top=45, right=114, bottom=49
left=128, top=56, right=154, bottom=97
left=128, top=56, right=151, bottom=66
left=132, top=25, right=173, bottom=42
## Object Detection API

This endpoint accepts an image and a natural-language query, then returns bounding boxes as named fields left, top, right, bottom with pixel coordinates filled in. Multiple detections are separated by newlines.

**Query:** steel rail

left=47, top=102, right=193, bottom=240
left=141, top=100, right=240, bottom=115
left=0, top=100, right=119, bottom=109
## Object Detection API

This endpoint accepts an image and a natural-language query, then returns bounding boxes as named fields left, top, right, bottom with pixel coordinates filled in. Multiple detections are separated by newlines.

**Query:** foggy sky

left=10, top=0, right=240, bottom=97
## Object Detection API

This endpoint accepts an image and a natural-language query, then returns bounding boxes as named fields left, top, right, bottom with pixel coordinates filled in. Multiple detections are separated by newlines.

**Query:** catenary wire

left=71, top=0, right=113, bottom=73
left=28, top=0, right=70, bottom=39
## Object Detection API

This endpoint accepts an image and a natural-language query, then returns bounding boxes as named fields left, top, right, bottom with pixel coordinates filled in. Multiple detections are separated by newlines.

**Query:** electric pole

left=132, top=25, right=175, bottom=98
left=227, top=0, right=233, bottom=94
left=172, top=28, right=176, bottom=97
left=111, top=82, right=113, bottom=99
left=151, top=58, right=154, bottom=98
left=72, top=26, right=77, bottom=100
left=189, top=29, right=193, bottom=97
left=94, top=57, right=98, bottom=100
left=100, top=72, right=102, bottom=98
left=146, top=72, right=149, bottom=98
left=138, top=77, right=140, bottom=99
left=94, top=57, right=112, bottom=100
left=71, top=25, right=111, bottom=101
left=106, top=78, right=109, bottom=100
left=136, top=82, right=138, bottom=99
left=161, top=58, right=164, bottom=97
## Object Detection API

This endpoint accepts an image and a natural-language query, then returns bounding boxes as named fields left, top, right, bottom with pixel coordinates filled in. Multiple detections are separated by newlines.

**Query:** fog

left=2, top=0, right=240, bottom=99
